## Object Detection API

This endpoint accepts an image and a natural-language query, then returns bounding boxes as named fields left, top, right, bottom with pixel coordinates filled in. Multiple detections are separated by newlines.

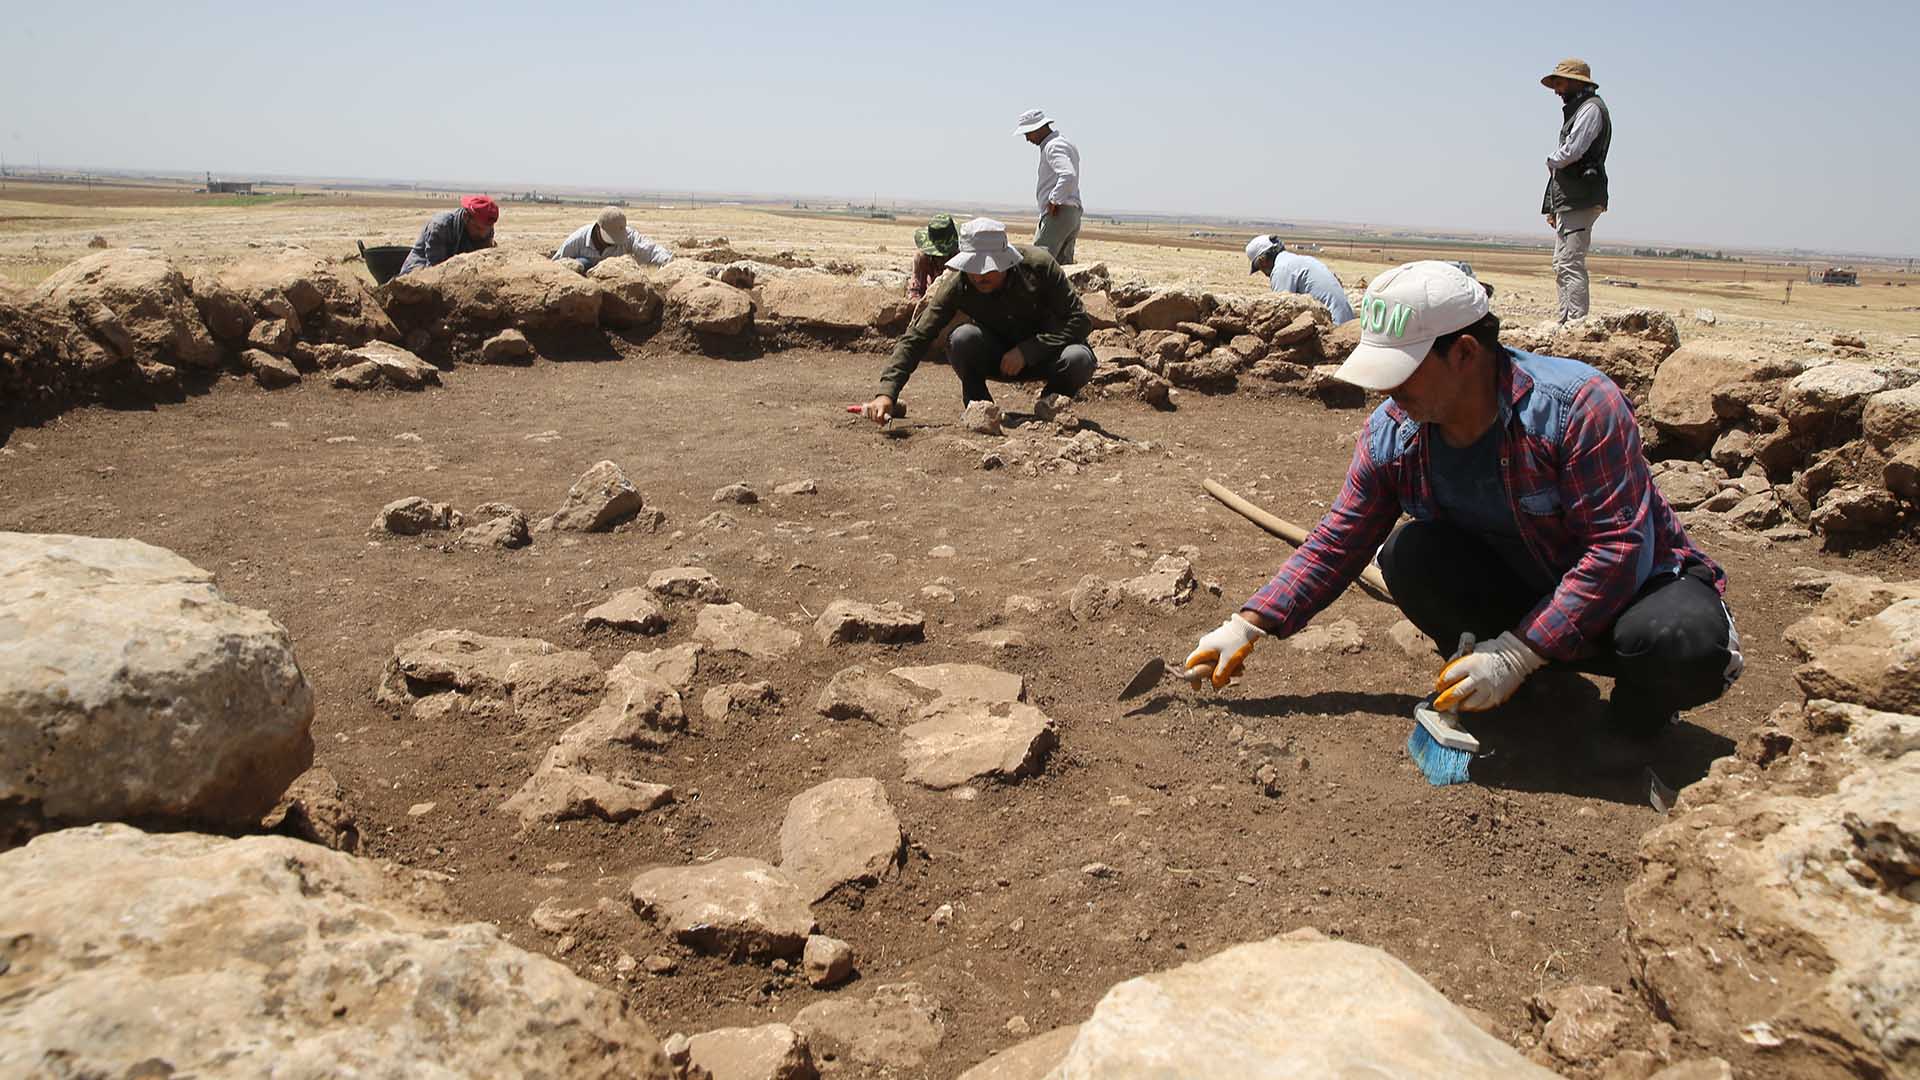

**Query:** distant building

left=205, top=173, right=254, bottom=195
left=1820, top=266, right=1859, bottom=286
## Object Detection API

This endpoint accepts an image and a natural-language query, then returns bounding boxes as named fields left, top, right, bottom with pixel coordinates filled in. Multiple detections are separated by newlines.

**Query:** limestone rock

left=613, top=643, right=702, bottom=695
left=955, top=1025, right=1081, bottom=1080
left=588, top=259, right=666, bottom=328
left=259, top=765, right=358, bottom=853
left=1319, top=318, right=1362, bottom=365
left=1068, top=575, right=1119, bottom=622
left=0, top=825, right=671, bottom=1078
left=1118, top=555, right=1197, bottom=609
left=371, top=495, right=457, bottom=535
left=377, top=629, right=603, bottom=726
left=1388, top=619, right=1438, bottom=660
left=815, top=665, right=934, bottom=726
left=1811, top=484, right=1900, bottom=537
left=245, top=347, right=301, bottom=387
left=813, top=599, right=927, bottom=646
left=702, top=680, right=778, bottom=724
left=963, top=400, right=1004, bottom=435
left=1655, top=468, right=1722, bottom=511
left=792, top=982, right=945, bottom=1072
left=1863, top=385, right=1920, bottom=452
left=501, top=765, right=673, bottom=826
left=757, top=273, right=909, bottom=335
left=1647, top=342, right=1763, bottom=443
left=630, top=858, right=816, bottom=959
left=542, top=460, right=644, bottom=532
left=1782, top=363, right=1889, bottom=435
left=776, top=478, right=818, bottom=495
left=329, top=340, right=441, bottom=390
left=1121, top=289, right=1210, bottom=332
left=695, top=603, right=803, bottom=659
left=480, top=327, right=536, bottom=363
left=1052, top=937, right=1557, bottom=1077
left=649, top=565, right=728, bottom=602
left=900, top=699, right=1058, bottom=789
left=1286, top=618, right=1365, bottom=654
left=1531, top=985, right=1636, bottom=1066
left=585, top=588, right=670, bottom=634
left=245, top=316, right=293, bottom=354
left=805, top=935, right=856, bottom=989
left=889, top=663, right=1025, bottom=703
left=0, top=534, right=313, bottom=841
left=1788, top=597, right=1920, bottom=713
left=667, top=276, right=755, bottom=336
left=214, top=248, right=398, bottom=347
left=779, top=777, right=906, bottom=901
left=457, top=507, right=531, bottom=549
left=1886, top=444, right=1920, bottom=501
left=35, top=249, right=220, bottom=372
left=687, top=1023, right=817, bottom=1080
left=378, top=248, right=602, bottom=338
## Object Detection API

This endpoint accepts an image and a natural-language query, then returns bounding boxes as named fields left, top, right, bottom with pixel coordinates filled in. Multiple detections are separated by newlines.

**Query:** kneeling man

left=1185, top=261, right=1741, bottom=745
left=860, top=217, right=1092, bottom=423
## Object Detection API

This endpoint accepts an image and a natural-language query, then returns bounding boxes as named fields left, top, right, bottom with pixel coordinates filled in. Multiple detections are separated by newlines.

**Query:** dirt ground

left=4, top=334, right=1909, bottom=1076
left=4, top=188, right=1917, bottom=1076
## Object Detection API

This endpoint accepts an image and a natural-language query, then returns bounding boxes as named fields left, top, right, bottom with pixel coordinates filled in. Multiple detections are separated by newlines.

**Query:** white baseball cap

left=947, top=218, right=1021, bottom=274
left=1245, top=234, right=1283, bottom=273
left=1013, top=108, right=1053, bottom=135
left=1333, top=260, right=1491, bottom=391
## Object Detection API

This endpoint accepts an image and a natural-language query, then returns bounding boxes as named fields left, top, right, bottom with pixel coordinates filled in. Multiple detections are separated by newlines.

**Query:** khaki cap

left=1542, top=58, right=1597, bottom=87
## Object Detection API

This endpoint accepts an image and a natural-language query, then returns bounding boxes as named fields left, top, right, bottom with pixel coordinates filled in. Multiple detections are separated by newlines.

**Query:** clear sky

left=4, top=0, right=1915, bottom=256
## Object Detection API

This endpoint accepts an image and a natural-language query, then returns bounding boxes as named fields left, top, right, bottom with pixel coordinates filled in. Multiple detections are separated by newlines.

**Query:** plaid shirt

left=1243, top=349, right=1724, bottom=662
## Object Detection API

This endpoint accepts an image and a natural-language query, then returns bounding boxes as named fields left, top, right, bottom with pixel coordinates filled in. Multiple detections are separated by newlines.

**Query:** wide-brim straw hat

left=946, top=217, right=1020, bottom=274
left=1541, top=58, right=1597, bottom=87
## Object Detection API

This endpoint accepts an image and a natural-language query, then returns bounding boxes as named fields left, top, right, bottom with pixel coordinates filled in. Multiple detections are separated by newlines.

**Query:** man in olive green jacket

left=860, top=217, right=1093, bottom=423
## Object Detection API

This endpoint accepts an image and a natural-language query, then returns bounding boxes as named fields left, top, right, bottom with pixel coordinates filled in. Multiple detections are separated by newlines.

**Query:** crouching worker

left=860, top=217, right=1092, bottom=424
left=398, top=195, right=497, bottom=276
left=554, top=206, right=673, bottom=272
left=1183, top=261, right=1741, bottom=751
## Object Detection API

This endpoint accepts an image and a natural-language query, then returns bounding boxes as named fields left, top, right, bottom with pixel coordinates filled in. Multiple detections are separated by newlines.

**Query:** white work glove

left=1433, top=631, right=1544, bottom=712
left=1184, top=614, right=1267, bottom=690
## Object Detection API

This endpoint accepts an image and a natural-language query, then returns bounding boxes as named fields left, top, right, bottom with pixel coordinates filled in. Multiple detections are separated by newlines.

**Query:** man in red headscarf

left=397, top=195, right=498, bottom=276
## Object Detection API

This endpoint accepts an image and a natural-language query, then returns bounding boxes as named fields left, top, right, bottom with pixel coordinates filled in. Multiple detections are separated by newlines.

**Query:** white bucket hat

left=1333, top=260, right=1491, bottom=391
left=1013, top=108, right=1053, bottom=135
left=947, top=218, right=1021, bottom=274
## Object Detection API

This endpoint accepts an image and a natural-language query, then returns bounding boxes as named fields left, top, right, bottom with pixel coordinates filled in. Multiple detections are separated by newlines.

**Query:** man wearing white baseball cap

left=1015, top=109, right=1083, bottom=264
left=1245, top=234, right=1355, bottom=325
left=552, top=206, right=674, bottom=272
left=1184, top=260, right=1741, bottom=758
left=861, top=217, right=1093, bottom=422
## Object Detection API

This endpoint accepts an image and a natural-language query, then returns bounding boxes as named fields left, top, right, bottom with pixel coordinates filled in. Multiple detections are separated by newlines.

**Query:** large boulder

left=0, top=284, right=82, bottom=416
left=34, top=249, right=220, bottom=374
left=667, top=275, right=755, bottom=336
left=1863, top=385, right=1920, bottom=453
left=1786, top=595, right=1920, bottom=714
left=328, top=340, right=441, bottom=390
left=1121, top=288, right=1212, bottom=332
left=1647, top=341, right=1769, bottom=445
left=377, top=248, right=604, bottom=339
left=0, top=825, right=671, bottom=1079
left=1051, top=935, right=1557, bottom=1077
left=1511, top=308, right=1681, bottom=405
left=0, top=534, right=312, bottom=844
left=1781, top=363, right=1889, bottom=436
left=213, top=249, right=399, bottom=348
left=756, top=274, right=912, bottom=337
left=588, top=259, right=666, bottom=328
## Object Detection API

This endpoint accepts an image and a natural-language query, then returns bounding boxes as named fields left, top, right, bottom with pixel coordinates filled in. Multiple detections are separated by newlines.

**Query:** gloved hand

left=1185, top=613, right=1267, bottom=690
left=1433, top=631, right=1544, bottom=712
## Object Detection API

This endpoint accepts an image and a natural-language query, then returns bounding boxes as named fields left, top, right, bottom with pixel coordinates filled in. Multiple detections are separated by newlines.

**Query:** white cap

left=1245, top=234, right=1283, bottom=273
left=1333, top=260, right=1491, bottom=391
left=596, top=206, right=627, bottom=243
left=1013, top=108, right=1053, bottom=135
left=947, top=218, right=1021, bottom=274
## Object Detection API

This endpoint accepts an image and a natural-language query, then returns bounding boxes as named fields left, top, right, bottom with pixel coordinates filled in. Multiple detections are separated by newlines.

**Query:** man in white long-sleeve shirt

left=553, top=206, right=674, bottom=272
left=1015, top=109, right=1083, bottom=264
left=1539, top=59, right=1612, bottom=322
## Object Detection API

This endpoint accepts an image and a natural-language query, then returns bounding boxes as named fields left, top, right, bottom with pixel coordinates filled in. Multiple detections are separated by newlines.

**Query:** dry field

left=3, top=181, right=1917, bottom=1077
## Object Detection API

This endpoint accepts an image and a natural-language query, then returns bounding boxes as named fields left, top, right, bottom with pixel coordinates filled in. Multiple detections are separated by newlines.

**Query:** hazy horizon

left=6, top=0, right=1916, bottom=258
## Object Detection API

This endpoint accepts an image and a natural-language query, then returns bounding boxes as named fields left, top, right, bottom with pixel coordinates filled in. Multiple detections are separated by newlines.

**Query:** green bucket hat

left=914, top=213, right=960, bottom=258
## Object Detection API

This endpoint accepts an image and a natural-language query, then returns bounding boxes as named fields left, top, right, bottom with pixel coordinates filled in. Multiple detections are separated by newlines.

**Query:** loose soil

left=2, top=340, right=1896, bottom=1077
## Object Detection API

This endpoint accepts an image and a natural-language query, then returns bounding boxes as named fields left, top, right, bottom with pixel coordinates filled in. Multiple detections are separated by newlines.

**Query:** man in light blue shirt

left=1245, top=235, right=1355, bottom=325
left=553, top=206, right=673, bottom=272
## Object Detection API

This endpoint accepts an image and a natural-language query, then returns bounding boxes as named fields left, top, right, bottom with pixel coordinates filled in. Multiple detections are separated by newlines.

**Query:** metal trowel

left=1118, top=656, right=1218, bottom=701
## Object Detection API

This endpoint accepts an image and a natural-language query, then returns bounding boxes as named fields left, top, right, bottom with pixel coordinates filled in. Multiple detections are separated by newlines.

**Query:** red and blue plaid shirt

left=1243, top=349, right=1724, bottom=661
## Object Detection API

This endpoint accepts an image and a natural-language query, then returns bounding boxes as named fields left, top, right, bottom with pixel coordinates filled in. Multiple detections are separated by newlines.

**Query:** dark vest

left=1542, top=91, right=1610, bottom=214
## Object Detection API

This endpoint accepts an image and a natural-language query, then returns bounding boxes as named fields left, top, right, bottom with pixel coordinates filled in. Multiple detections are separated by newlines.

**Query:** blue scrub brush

left=1407, top=699, right=1479, bottom=785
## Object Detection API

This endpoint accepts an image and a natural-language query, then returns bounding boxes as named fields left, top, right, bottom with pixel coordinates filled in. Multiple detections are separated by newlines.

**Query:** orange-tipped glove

left=1433, top=631, right=1544, bottom=712
left=1185, top=614, right=1267, bottom=690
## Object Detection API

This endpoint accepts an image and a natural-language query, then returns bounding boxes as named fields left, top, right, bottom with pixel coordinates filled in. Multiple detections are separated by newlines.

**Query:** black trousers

left=948, top=324, right=1094, bottom=405
left=1376, top=520, right=1739, bottom=737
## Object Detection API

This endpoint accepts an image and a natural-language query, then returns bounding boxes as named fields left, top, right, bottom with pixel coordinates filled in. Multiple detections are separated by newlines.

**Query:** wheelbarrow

left=356, top=240, right=412, bottom=285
